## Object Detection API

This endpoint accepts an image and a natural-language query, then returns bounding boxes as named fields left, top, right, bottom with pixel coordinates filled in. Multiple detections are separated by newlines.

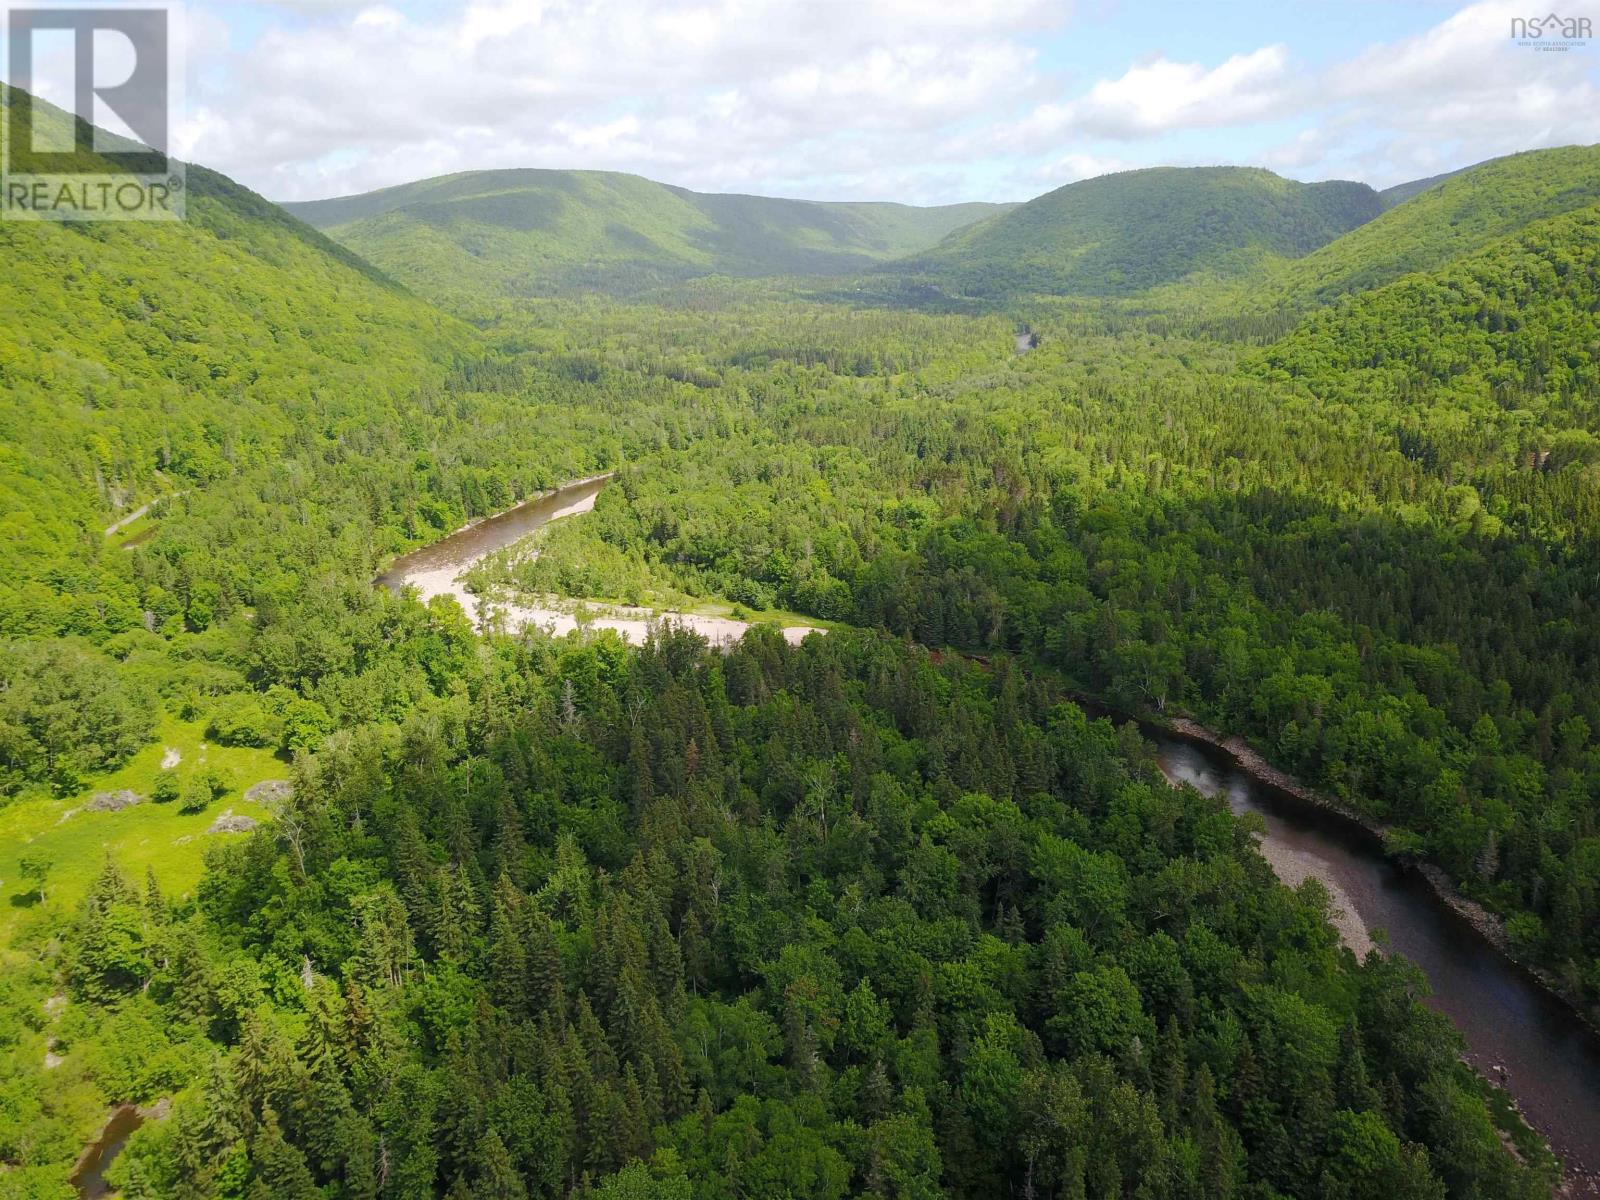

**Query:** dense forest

left=74, top=631, right=1558, bottom=1200
left=466, top=236, right=1600, bottom=1015
left=3, top=81, right=1600, bottom=1199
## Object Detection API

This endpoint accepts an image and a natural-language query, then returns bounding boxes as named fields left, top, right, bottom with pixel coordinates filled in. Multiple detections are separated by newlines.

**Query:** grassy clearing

left=0, top=715, right=283, bottom=1186
left=113, top=518, right=160, bottom=550
left=0, top=717, right=283, bottom=950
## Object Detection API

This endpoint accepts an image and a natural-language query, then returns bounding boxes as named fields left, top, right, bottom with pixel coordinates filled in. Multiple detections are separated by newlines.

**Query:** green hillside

left=282, top=168, right=1009, bottom=304
left=0, top=87, right=472, bottom=643
left=1273, top=145, right=1600, bottom=307
left=896, top=165, right=1380, bottom=298
left=0, top=87, right=615, bottom=805
left=1258, top=203, right=1600, bottom=476
left=1378, top=164, right=1473, bottom=209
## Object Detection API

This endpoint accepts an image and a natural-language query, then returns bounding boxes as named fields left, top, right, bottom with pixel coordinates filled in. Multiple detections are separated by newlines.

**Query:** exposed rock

left=245, top=779, right=292, bottom=806
left=85, top=789, right=143, bottom=813
left=207, top=810, right=258, bottom=834
left=160, top=748, right=181, bottom=769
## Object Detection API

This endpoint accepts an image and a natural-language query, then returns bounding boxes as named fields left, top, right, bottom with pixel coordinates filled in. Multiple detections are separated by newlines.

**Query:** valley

left=4, top=76, right=1600, bottom=1200
left=377, top=463, right=1600, bottom=1192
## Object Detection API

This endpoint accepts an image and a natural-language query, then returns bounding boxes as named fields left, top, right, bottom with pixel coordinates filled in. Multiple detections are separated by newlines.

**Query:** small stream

left=70, top=1105, right=142, bottom=1198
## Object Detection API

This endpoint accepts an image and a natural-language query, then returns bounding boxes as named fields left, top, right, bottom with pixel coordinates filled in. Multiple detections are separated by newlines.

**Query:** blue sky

left=13, top=0, right=1600, bottom=202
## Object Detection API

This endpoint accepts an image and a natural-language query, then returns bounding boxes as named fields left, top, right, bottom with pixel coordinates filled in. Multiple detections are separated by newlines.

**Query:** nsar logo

left=1510, top=11, right=1593, bottom=50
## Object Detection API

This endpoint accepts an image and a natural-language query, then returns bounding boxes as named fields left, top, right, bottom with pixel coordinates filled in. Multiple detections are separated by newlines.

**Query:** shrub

left=0, top=639, right=154, bottom=795
left=151, top=769, right=181, bottom=804
left=280, top=698, right=333, bottom=755
left=178, top=774, right=213, bottom=814
left=206, top=694, right=281, bottom=748
left=1506, top=911, right=1546, bottom=959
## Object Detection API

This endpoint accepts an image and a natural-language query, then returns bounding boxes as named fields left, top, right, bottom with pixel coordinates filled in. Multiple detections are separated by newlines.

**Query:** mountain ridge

left=282, top=167, right=1013, bottom=303
left=893, top=164, right=1383, bottom=298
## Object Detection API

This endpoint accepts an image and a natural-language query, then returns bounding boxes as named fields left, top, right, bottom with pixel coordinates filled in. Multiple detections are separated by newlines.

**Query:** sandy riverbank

left=1153, top=742, right=1376, bottom=956
left=387, top=476, right=821, bottom=647
left=1161, top=715, right=1600, bottom=1041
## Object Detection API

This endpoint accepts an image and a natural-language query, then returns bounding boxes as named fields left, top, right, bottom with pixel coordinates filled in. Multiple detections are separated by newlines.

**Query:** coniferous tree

left=477, top=1128, right=529, bottom=1200
left=249, top=1105, right=319, bottom=1200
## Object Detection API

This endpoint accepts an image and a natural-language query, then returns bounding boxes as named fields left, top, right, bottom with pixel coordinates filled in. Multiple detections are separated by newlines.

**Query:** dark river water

left=374, top=473, right=612, bottom=593
left=70, top=1105, right=141, bottom=1198
left=1153, top=732, right=1600, bottom=1194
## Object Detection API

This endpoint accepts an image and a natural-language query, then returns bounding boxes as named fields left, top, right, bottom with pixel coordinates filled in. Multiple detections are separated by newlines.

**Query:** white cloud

left=160, top=0, right=1600, bottom=205
left=1038, top=45, right=1296, bottom=140
left=1332, top=0, right=1523, bottom=102
left=1031, top=151, right=1140, bottom=186
left=1259, top=127, right=1333, bottom=172
left=181, top=0, right=1067, bottom=202
left=1001, top=2, right=1600, bottom=193
left=1321, top=0, right=1600, bottom=184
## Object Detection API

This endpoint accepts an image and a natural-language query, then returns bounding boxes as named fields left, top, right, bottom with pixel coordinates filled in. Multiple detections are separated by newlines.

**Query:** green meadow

left=0, top=717, right=282, bottom=953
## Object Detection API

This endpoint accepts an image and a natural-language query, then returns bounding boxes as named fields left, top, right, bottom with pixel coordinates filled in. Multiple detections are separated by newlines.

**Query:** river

left=1151, top=730, right=1600, bottom=1196
left=375, top=474, right=819, bottom=646
left=376, top=473, right=614, bottom=596
left=70, top=1105, right=142, bottom=1198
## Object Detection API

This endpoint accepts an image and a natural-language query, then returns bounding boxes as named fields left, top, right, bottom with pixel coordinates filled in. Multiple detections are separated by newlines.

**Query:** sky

left=9, top=0, right=1600, bottom=203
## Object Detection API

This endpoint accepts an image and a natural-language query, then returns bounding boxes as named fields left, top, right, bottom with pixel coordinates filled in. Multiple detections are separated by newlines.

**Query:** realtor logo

left=2, top=2, right=185, bottom=220
left=1510, top=12, right=1593, bottom=50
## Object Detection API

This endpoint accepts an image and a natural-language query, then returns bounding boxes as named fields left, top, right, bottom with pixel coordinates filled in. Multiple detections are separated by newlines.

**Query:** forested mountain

left=1378, top=164, right=1473, bottom=210
left=894, top=166, right=1380, bottom=298
left=1269, top=145, right=1600, bottom=307
left=0, top=86, right=466, bottom=666
left=282, top=170, right=1009, bottom=304
left=1260, top=203, right=1600, bottom=450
